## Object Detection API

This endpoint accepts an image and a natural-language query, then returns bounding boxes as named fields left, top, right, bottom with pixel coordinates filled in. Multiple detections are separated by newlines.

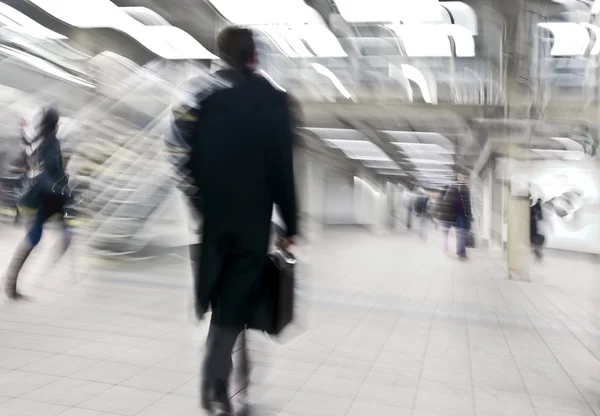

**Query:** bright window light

left=121, top=7, right=171, bottom=26
left=538, top=22, right=589, bottom=56
left=580, top=23, right=600, bottom=55
left=311, top=63, right=353, bottom=100
left=550, top=137, right=585, bottom=152
left=441, top=2, right=478, bottom=35
left=0, top=45, right=95, bottom=87
left=387, top=23, right=475, bottom=57
left=332, top=0, right=441, bottom=24
left=0, top=3, right=66, bottom=39
left=440, top=24, right=475, bottom=57
left=208, top=0, right=347, bottom=58
left=533, top=149, right=585, bottom=160
left=387, top=24, right=451, bottom=57
left=400, top=64, right=434, bottom=104
left=28, top=0, right=217, bottom=59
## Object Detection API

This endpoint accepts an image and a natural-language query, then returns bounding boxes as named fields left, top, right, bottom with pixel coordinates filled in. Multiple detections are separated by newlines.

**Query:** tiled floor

left=0, top=225, right=599, bottom=415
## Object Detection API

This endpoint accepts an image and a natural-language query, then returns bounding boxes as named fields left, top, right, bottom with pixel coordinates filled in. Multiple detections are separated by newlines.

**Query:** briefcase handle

left=274, top=248, right=297, bottom=266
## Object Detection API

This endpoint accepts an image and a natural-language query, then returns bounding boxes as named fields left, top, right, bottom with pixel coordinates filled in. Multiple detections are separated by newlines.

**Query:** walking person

left=442, top=174, right=473, bottom=260
left=413, top=189, right=429, bottom=241
left=530, top=197, right=545, bottom=261
left=4, top=107, right=71, bottom=299
left=171, top=27, right=297, bottom=415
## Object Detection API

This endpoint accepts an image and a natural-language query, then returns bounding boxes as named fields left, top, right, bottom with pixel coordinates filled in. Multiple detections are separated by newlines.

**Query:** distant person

left=4, top=108, right=71, bottom=299
left=530, top=197, right=544, bottom=260
left=171, top=27, right=297, bottom=415
left=413, top=189, right=429, bottom=241
left=442, top=174, right=472, bottom=260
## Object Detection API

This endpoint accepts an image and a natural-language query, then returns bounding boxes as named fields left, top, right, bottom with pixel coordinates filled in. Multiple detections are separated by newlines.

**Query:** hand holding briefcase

left=249, top=248, right=296, bottom=336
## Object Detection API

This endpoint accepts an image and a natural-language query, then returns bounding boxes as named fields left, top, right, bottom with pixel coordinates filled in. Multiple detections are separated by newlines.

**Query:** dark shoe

left=202, top=380, right=232, bottom=415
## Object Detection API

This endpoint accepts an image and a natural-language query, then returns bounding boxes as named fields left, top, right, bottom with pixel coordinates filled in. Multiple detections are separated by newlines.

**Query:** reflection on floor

left=0, top=226, right=599, bottom=416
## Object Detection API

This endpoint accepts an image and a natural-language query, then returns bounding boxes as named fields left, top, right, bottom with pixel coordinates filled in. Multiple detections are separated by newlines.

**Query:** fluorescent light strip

left=207, top=0, right=347, bottom=58
left=0, top=45, right=95, bottom=87
left=0, top=3, right=66, bottom=40
left=311, top=63, right=353, bottom=100
left=393, top=142, right=453, bottom=154
left=333, top=0, right=441, bottom=24
left=411, top=159, right=453, bottom=164
left=533, top=149, right=584, bottom=160
left=580, top=23, right=600, bottom=55
left=28, top=0, right=217, bottom=60
left=362, top=160, right=402, bottom=169
left=377, top=170, right=407, bottom=176
left=400, top=64, right=434, bottom=104
left=326, top=139, right=392, bottom=161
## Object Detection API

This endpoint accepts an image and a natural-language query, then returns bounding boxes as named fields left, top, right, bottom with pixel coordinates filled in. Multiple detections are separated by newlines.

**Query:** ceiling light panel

left=393, top=142, right=454, bottom=155
left=28, top=0, right=217, bottom=59
left=326, top=139, right=392, bottom=161
left=377, top=169, right=407, bottom=176
left=0, top=3, right=66, bottom=39
left=207, top=0, right=347, bottom=58
left=538, top=22, right=589, bottom=56
left=362, top=160, right=402, bottom=169
left=332, top=0, right=441, bottom=24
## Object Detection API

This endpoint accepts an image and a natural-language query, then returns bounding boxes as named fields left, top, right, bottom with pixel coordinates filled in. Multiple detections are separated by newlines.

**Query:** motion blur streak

left=0, top=1, right=599, bottom=416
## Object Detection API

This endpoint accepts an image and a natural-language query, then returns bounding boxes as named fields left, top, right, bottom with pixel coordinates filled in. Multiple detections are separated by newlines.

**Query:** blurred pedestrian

left=530, top=197, right=544, bottom=260
left=442, top=174, right=472, bottom=260
left=171, top=26, right=297, bottom=415
left=4, top=107, right=71, bottom=299
left=413, top=188, right=429, bottom=241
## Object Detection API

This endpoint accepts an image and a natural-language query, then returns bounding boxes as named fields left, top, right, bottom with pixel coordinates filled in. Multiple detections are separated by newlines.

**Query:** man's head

left=35, top=106, right=60, bottom=139
left=217, top=26, right=257, bottom=71
left=457, top=173, right=466, bottom=185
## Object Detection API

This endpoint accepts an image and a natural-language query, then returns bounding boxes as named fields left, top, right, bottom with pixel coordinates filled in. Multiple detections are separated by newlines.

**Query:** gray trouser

left=202, top=324, right=249, bottom=388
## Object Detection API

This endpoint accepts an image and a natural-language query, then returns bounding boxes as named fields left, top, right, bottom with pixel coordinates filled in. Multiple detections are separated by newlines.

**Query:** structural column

left=506, top=143, right=530, bottom=281
left=298, top=150, right=325, bottom=243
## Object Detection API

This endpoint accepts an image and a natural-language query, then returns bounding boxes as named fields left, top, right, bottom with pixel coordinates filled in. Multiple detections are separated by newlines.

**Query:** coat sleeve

left=168, top=98, right=201, bottom=182
left=268, top=93, right=297, bottom=237
left=42, top=140, right=66, bottom=191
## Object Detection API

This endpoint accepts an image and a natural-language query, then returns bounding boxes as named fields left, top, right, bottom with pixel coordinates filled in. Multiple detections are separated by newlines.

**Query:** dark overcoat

left=172, top=68, right=297, bottom=327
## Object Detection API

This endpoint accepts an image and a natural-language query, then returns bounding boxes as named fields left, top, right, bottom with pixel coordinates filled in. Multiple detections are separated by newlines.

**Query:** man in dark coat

left=442, top=174, right=472, bottom=260
left=170, top=27, right=297, bottom=414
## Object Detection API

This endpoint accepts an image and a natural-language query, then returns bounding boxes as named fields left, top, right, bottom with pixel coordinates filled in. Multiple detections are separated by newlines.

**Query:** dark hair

left=36, top=107, right=60, bottom=140
left=217, top=26, right=256, bottom=70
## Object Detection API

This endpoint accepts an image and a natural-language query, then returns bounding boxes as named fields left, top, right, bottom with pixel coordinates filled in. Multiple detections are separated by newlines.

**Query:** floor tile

left=0, top=370, right=59, bottom=396
left=20, top=355, right=99, bottom=377
left=119, top=367, right=195, bottom=393
left=76, top=385, right=166, bottom=415
left=69, top=361, right=146, bottom=384
left=0, top=398, right=68, bottom=415
left=20, top=377, right=111, bottom=407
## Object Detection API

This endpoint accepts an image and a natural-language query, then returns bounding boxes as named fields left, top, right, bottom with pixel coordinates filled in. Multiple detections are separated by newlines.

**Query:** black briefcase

left=250, top=249, right=296, bottom=336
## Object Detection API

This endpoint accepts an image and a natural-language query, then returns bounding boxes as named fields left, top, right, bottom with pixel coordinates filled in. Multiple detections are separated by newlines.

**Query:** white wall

left=323, top=169, right=355, bottom=225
